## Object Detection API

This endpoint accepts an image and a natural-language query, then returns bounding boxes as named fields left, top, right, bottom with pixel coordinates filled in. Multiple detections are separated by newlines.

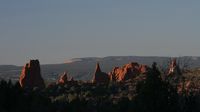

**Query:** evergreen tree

left=134, top=62, right=179, bottom=112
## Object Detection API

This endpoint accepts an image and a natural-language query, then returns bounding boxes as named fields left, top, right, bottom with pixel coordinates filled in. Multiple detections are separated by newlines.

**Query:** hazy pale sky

left=0, top=0, right=200, bottom=65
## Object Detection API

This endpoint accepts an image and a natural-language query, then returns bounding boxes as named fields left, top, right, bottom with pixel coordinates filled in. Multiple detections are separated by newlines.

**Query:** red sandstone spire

left=19, top=60, right=45, bottom=88
left=95, top=62, right=101, bottom=72
left=57, top=72, right=69, bottom=84
left=92, top=62, right=109, bottom=83
left=168, top=58, right=181, bottom=75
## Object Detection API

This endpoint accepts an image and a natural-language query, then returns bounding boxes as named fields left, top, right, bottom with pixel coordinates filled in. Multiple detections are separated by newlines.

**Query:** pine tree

left=134, top=62, right=179, bottom=112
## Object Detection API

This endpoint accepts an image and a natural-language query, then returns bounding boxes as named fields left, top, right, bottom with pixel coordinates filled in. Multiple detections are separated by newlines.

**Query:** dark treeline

left=0, top=63, right=200, bottom=112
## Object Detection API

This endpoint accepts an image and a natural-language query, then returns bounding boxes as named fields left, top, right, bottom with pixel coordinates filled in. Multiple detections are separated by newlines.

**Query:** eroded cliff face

left=92, top=63, right=110, bottom=83
left=19, top=60, right=45, bottom=88
left=109, top=62, right=149, bottom=82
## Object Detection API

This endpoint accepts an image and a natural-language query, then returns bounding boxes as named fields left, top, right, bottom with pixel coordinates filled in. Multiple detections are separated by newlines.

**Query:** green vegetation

left=0, top=63, right=200, bottom=112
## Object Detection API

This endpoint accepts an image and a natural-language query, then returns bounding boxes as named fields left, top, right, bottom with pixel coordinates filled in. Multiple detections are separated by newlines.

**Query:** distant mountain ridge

left=0, top=56, right=200, bottom=82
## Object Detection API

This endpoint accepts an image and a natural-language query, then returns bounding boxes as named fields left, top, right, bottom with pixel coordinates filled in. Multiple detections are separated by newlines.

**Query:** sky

left=0, top=0, right=200, bottom=65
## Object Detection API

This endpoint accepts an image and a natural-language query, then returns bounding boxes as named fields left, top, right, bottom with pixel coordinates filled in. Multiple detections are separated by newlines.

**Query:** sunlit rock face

left=92, top=63, right=110, bottom=83
left=57, top=72, right=69, bottom=84
left=109, top=62, right=149, bottom=82
left=19, top=60, right=45, bottom=88
left=167, top=59, right=182, bottom=76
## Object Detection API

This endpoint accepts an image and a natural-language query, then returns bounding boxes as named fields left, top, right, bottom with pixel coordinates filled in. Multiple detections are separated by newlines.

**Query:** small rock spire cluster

left=167, top=58, right=182, bottom=76
left=92, top=62, right=149, bottom=83
left=109, top=62, right=149, bottom=82
left=57, top=72, right=75, bottom=84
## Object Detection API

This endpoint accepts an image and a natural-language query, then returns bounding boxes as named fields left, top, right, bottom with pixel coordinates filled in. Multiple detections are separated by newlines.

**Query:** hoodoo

left=92, top=63, right=110, bottom=83
left=167, top=58, right=182, bottom=76
left=19, top=60, right=45, bottom=88
left=57, top=72, right=69, bottom=84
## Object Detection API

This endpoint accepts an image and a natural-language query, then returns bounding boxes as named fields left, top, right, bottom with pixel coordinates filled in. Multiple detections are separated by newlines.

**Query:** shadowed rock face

left=109, top=62, right=149, bottom=82
left=19, top=60, right=45, bottom=88
left=92, top=63, right=109, bottom=83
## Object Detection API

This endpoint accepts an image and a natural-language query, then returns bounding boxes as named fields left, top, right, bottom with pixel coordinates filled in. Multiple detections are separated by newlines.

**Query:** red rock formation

left=57, top=72, right=69, bottom=84
left=109, top=62, right=149, bottom=82
left=177, top=81, right=194, bottom=94
left=57, top=72, right=77, bottom=84
left=68, top=77, right=74, bottom=82
left=19, top=60, right=45, bottom=88
left=92, top=63, right=109, bottom=83
left=167, top=58, right=181, bottom=75
left=139, top=65, right=149, bottom=74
